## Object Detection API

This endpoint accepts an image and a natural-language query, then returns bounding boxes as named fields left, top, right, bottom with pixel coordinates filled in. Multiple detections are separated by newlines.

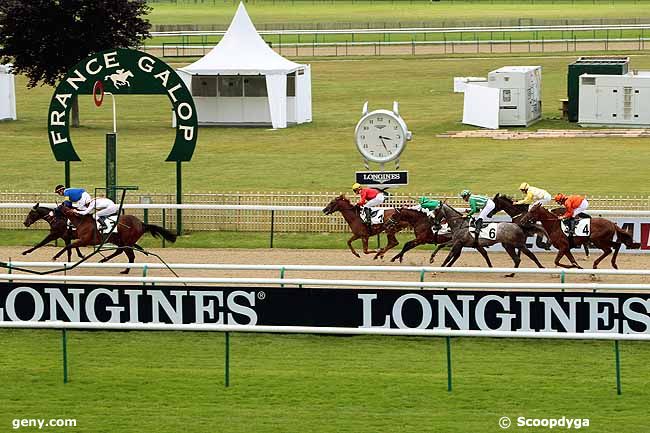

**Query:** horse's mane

left=494, top=193, right=515, bottom=203
left=442, top=202, right=462, bottom=216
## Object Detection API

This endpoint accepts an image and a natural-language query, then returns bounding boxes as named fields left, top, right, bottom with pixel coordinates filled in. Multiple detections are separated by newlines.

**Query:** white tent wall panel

left=265, top=74, right=287, bottom=129
left=296, top=65, right=312, bottom=124
left=0, top=66, right=16, bottom=121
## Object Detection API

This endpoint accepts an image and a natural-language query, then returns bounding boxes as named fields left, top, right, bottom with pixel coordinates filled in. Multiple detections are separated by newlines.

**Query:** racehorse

left=322, top=195, right=408, bottom=258
left=382, top=207, right=453, bottom=263
left=105, top=69, right=133, bottom=88
left=521, top=203, right=640, bottom=269
left=55, top=206, right=177, bottom=273
left=433, top=203, right=546, bottom=275
left=492, top=193, right=590, bottom=256
left=22, top=204, right=84, bottom=262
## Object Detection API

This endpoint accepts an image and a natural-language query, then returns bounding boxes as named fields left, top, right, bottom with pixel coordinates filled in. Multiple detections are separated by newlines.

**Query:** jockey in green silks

left=460, top=190, right=496, bottom=244
left=418, top=196, right=441, bottom=210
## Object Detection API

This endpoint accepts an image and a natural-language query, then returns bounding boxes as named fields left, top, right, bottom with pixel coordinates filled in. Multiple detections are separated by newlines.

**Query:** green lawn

left=4, top=53, right=650, bottom=196
left=147, top=1, right=650, bottom=28
left=1, top=330, right=648, bottom=433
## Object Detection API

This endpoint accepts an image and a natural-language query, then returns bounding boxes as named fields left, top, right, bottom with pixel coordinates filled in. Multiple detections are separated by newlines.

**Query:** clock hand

left=378, top=136, right=389, bottom=151
left=378, top=135, right=392, bottom=140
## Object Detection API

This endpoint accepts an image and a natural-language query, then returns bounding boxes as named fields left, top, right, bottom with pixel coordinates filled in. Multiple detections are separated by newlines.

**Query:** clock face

left=355, top=111, right=407, bottom=163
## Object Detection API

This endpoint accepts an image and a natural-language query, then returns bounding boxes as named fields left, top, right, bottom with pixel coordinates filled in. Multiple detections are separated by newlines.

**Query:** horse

left=520, top=203, right=640, bottom=269
left=382, top=207, right=453, bottom=263
left=433, top=203, right=546, bottom=276
left=492, top=193, right=591, bottom=256
left=105, top=69, right=133, bottom=88
left=55, top=206, right=177, bottom=273
left=322, top=195, right=408, bottom=258
left=22, top=204, right=84, bottom=262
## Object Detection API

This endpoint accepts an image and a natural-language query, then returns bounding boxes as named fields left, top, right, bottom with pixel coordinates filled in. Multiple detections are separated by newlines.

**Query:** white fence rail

left=5, top=261, right=650, bottom=278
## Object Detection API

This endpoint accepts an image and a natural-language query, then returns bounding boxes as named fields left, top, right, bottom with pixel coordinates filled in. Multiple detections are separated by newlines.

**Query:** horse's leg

left=476, top=245, right=493, bottom=268
left=390, top=238, right=421, bottom=263
left=375, top=232, right=399, bottom=259
left=591, top=244, right=612, bottom=270
left=502, top=244, right=520, bottom=277
left=99, top=248, right=125, bottom=263
left=583, top=244, right=590, bottom=257
left=440, top=243, right=461, bottom=267
left=347, top=234, right=361, bottom=257
left=22, top=232, right=58, bottom=256
left=610, top=242, right=622, bottom=270
left=564, top=250, right=583, bottom=269
left=518, top=245, right=545, bottom=269
left=120, top=248, right=136, bottom=274
left=429, top=240, right=452, bottom=264
left=361, top=235, right=377, bottom=255
left=554, top=250, right=572, bottom=269
left=53, top=239, right=85, bottom=261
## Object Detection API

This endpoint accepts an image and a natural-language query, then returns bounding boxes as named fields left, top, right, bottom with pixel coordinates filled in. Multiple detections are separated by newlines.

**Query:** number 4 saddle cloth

left=561, top=218, right=591, bottom=237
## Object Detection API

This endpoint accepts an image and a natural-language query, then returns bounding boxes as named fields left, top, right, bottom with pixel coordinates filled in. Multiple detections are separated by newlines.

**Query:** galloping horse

left=521, top=203, right=640, bottom=269
left=382, top=207, right=453, bottom=263
left=492, top=193, right=590, bottom=256
left=322, top=195, right=407, bottom=258
left=55, top=206, right=177, bottom=273
left=22, top=204, right=83, bottom=262
left=433, top=203, right=546, bottom=275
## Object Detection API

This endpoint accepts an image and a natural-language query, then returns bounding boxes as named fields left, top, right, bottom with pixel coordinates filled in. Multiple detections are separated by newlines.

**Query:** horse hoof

left=120, top=269, right=130, bottom=274
left=21, top=251, right=28, bottom=256
left=504, top=273, right=515, bottom=278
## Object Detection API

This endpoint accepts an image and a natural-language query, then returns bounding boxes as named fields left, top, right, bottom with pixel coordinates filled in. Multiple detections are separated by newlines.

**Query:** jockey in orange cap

left=352, top=183, right=385, bottom=227
left=554, top=193, right=589, bottom=236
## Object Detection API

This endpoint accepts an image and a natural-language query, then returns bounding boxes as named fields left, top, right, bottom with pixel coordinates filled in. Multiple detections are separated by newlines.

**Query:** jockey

left=515, top=182, right=552, bottom=209
left=54, top=184, right=91, bottom=211
left=554, top=193, right=589, bottom=236
left=460, top=190, right=495, bottom=244
left=74, top=197, right=120, bottom=232
left=418, top=196, right=441, bottom=211
left=352, top=183, right=385, bottom=227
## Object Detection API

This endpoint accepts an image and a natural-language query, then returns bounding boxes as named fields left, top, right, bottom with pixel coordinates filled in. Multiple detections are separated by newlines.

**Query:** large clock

left=354, top=101, right=412, bottom=164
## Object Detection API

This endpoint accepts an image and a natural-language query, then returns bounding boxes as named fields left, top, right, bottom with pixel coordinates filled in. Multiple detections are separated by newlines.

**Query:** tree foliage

left=0, top=0, right=151, bottom=88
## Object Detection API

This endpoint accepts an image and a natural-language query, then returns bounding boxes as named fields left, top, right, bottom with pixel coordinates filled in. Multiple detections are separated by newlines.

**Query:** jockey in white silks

left=76, top=197, right=119, bottom=231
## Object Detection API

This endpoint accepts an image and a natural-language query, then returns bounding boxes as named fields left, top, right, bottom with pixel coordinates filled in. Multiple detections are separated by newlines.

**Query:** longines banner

left=1, top=283, right=649, bottom=333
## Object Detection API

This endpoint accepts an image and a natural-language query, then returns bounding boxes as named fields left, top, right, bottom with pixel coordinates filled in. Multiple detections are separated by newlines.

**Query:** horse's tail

left=615, top=225, right=640, bottom=249
left=144, top=224, right=177, bottom=243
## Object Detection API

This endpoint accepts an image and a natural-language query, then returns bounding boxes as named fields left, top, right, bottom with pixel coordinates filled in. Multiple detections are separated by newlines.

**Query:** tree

left=0, top=0, right=151, bottom=126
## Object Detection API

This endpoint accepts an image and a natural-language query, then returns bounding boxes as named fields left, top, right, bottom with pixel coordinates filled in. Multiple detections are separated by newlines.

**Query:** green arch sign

left=47, top=48, right=197, bottom=162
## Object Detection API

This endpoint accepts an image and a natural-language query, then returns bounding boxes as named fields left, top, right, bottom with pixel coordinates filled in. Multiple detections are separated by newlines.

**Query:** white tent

left=177, top=2, right=312, bottom=129
left=0, top=64, right=17, bottom=121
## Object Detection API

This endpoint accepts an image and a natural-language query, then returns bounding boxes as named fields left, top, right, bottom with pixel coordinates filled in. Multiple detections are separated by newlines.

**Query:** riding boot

left=364, top=208, right=372, bottom=229
left=97, top=216, right=108, bottom=233
left=567, top=217, right=575, bottom=237
left=474, top=218, right=483, bottom=245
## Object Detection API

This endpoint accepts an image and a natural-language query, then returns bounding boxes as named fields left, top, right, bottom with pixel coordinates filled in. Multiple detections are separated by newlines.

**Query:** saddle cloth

left=561, top=218, right=590, bottom=237
left=467, top=222, right=499, bottom=240
left=97, top=215, right=119, bottom=234
left=433, top=223, right=451, bottom=235
left=367, top=208, right=385, bottom=225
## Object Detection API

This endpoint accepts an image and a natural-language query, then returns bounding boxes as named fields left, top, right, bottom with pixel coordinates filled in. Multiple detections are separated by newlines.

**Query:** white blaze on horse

left=104, top=69, right=134, bottom=88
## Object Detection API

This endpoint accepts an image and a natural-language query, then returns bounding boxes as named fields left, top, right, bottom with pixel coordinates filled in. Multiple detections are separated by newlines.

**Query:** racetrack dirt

left=2, top=245, right=649, bottom=285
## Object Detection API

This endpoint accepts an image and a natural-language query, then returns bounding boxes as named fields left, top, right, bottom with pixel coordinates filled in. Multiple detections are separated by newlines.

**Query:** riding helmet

left=519, top=182, right=529, bottom=191
left=54, top=184, right=65, bottom=193
left=352, top=183, right=362, bottom=191
left=460, top=189, right=471, bottom=198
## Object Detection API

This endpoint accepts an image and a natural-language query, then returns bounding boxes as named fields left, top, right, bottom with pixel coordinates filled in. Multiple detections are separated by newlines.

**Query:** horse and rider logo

left=104, top=69, right=134, bottom=88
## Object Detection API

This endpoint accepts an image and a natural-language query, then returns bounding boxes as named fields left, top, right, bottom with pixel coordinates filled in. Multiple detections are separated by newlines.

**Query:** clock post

left=354, top=101, right=412, bottom=189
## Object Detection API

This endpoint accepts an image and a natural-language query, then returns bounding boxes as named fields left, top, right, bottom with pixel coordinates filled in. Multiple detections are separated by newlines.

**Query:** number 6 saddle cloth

left=467, top=222, right=499, bottom=240
left=561, top=218, right=591, bottom=237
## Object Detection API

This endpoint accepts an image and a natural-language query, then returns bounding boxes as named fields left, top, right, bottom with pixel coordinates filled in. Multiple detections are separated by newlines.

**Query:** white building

left=177, top=2, right=312, bottom=129
left=579, top=72, right=650, bottom=127
left=0, top=65, right=17, bottom=121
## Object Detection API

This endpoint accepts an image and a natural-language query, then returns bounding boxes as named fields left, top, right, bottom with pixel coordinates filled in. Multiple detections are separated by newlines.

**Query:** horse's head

left=23, top=203, right=48, bottom=227
left=520, top=202, right=543, bottom=225
left=323, top=194, right=351, bottom=215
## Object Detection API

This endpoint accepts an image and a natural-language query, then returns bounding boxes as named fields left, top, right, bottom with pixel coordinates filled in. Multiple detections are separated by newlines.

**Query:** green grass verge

left=147, top=1, right=650, bottom=27
left=1, top=330, right=649, bottom=432
left=1, top=229, right=426, bottom=250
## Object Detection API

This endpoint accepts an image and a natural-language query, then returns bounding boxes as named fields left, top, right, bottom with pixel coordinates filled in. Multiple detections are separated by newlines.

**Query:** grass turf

left=4, top=53, right=650, bottom=196
left=1, top=330, right=649, bottom=433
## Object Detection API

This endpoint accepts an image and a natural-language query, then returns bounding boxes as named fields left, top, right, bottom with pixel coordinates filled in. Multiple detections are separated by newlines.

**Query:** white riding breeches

left=77, top=198, right=119, bottom=217
left=363, top=193, right=385, bottom=209
left=477, top=199, right=496, bottom=220
left=571, top=199, right=589, bottom=217
left=530, top=194, right=552, bottom=209
left=72, top=191, right=93, bottom=212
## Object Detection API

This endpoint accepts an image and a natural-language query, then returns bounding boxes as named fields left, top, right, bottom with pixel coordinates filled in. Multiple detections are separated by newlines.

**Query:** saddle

left=467, top=220, right=499, bottom=240
left=364, top=208, right=385, bottom=225
left=561, top=217, right=591, bottom=238
left=97, top=215, right=119, bottom=234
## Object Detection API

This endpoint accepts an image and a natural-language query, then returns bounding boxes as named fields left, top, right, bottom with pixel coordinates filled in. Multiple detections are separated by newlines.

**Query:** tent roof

left=179, top=2, right=304, bottom=75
